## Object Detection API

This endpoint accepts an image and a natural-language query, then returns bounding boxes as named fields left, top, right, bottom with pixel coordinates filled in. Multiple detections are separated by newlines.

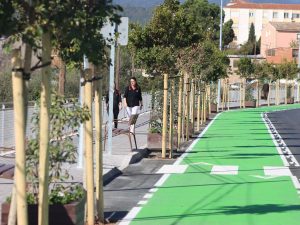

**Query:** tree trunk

left=162, top=73, right=168, bottom=158
left=169, top=80, right=175, bottom=158
left=11, top=48, right=28, bottom=225
left=38, top=32, right=52, bottom=225
left=84, top=68, right=95, bottom=225
left=177, top=75, right=183, bottom=148
left=94, top=67, right=104, bottom=223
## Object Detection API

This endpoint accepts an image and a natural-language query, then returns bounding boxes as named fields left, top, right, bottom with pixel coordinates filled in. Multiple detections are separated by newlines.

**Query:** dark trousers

left=113, top=109, right=119, bottom=128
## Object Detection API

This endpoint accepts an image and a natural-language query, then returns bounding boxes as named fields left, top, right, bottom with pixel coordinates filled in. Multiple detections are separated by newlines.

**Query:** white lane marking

left=154, top=174, right=171, bottom=187
left=120, top=113, right=222, bottom=224
left=251, top=175, right=280, bottom=179
left=143, top=193, right=153, bottom=199
left=149, top=188, right=158, bottom=193
left=291, top=176, right=300, bottom=189
left=264, top=166, right=292, bottom=176
left=118, top=207, right=142, bottom=225
left=156, top=165, right=188, bottom=174
left=138, top=200, right=148, bottom=205
left=211, top=165, right=239, bottom=175
left=190, top=161, right=214, bottom=166
left=262, top=112, right=300, bottom=191
left=174, top=113, right=222, bottom=166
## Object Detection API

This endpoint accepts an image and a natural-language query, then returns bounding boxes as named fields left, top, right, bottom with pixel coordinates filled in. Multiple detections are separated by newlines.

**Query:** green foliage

left=237, top=57, right=254, bottom=78
left=131, top=0, right=198, bottom=74
left=222, top=19, right=235, bottom=47
left=178, top=41, right=229, bottom=82
left=238, top=23, right=260, bottom=55
left=26, top=93, right=90, bottom=204
left=0, top=0, right=121, bottom=68
left=253, top=61, right=271, bottom=82
left=277, top=60, right=299, bottom=80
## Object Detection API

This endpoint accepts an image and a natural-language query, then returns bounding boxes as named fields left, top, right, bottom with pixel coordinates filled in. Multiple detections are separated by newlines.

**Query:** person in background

left=124, top=77, right=143, bottom=117
left=106, top=82, right=122, bottom=128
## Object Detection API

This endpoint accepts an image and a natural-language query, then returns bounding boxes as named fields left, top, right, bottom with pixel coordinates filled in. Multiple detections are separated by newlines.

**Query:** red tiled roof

left=225, top=0, right=300, bottom=10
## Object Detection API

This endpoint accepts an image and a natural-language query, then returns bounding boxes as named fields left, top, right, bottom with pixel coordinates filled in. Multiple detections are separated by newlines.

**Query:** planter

left=210, top=103, right=217, bottom=113
left=287, top=97, right=294, bottom=104
left=245, top=100, right=256, bottom=108
left=1, top=195, right=85, bottom=225
left=147, top=133, right=177, bottom=150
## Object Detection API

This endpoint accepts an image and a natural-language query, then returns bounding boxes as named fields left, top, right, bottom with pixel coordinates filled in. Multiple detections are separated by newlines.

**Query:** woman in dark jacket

left=124, top=77, right=143, bottom=117
left=106, top=83, right=122, bottom=128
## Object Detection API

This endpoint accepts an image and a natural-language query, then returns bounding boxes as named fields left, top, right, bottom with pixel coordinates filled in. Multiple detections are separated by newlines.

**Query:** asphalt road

left=268, top=108, right=300, bottom=178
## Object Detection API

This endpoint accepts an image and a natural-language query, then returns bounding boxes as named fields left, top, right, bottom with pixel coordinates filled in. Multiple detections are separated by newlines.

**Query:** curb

left=103, top=148, right=150, bottom=185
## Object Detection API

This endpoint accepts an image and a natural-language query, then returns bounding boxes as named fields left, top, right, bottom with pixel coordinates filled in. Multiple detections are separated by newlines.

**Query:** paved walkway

left=120, top=105, right=300, bottom=225
left=0, top=111, right=150, bottom=221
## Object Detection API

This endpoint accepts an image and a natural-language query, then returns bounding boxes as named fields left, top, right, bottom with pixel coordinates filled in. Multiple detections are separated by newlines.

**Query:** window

left=267, top=49, right=275, bottom=56
left=233, top=36, right=237, bottom=41
left=292, top=13, right=300, bottom=19
left=273, top=12, right=278, bottom=18
left=249, top=12, right=254, bottom=17
left=292, top=49, right=299, bottom=58
left=233, top=59, right=239, bottom=68
left=284, top=12, right=289, bottom=19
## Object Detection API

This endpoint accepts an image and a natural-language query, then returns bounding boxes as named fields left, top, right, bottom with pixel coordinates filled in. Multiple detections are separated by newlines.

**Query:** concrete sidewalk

left=0, top=111, right=150, bottom=221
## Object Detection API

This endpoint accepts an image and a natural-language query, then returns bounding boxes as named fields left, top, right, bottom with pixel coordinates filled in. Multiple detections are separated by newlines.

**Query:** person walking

left=124, top=77, right=143, bottom=117
left=106, top=83, right=122, bottom=128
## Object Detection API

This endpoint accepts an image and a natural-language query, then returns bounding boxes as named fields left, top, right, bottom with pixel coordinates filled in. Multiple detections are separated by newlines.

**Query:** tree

left=131, top=0, right=198, bottom=158
left=0, top=1, right=120, bottom=225
left=182, top=0, right=234, bottom=46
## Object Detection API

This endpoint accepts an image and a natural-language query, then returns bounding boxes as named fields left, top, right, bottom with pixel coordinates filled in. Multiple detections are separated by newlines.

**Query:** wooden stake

left=162, top=73, right=168, bottom=158
left=190, top=80, right=195, bottom=135
left=11, top=48, right=28, bottom=225
left=94, top=68, right=104, bottom=223
left=256, top=80, right=259, bottom=108
left=285, top=81, right=288, bottom=105
left=227, top=81, right=230, bottom=111
left=197, top=83, right=201, bottom=131
left=185, top=76, right=190, bottom=141
left=169, top=80, right=174, bottom=158
left=84, top=68, right=95, bottom=225
left=239, top=82, right=242, bottom=108
left=177, top=75, right=183, bottom=148
left=38, top=32, right=52, bottom=225
left=267, top=82, right=271, bottom=107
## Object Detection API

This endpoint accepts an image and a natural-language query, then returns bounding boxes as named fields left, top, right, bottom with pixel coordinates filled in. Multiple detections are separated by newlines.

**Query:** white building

left=224, top=0, right=300, bottom=46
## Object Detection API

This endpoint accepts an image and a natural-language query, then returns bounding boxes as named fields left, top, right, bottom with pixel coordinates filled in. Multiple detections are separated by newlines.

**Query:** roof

left=269, top=22, right=300, bottom=32
left=225, top=0, right=300, bottom=11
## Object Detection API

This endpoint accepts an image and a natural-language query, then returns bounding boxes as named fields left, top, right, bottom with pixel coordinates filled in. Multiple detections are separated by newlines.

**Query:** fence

left=0, top=93, right=152, bottom=150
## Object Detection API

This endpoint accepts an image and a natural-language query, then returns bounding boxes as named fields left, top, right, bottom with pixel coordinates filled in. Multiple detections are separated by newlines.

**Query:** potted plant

left=1, top=93, right=90, bottom=225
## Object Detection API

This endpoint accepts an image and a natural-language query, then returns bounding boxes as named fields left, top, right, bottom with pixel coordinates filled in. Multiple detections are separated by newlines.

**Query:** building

left=224, top=0, right=300, bottom=46
left=261, top=22, right=300, bottom=63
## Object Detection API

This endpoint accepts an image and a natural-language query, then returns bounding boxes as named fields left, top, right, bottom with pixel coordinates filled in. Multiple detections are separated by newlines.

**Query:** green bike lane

left=121, top=105, right=300, bottom=225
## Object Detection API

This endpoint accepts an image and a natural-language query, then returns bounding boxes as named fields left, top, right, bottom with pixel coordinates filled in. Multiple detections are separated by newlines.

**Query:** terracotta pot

left=287, top=98, right=294, bottom=104
left=245, top=100, right=256, bottom=108
left=1, top=195, right=85, bottom=225
left=147, top=133, right=177, bottom=150
left=210, top=103, right=217, bottom=113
